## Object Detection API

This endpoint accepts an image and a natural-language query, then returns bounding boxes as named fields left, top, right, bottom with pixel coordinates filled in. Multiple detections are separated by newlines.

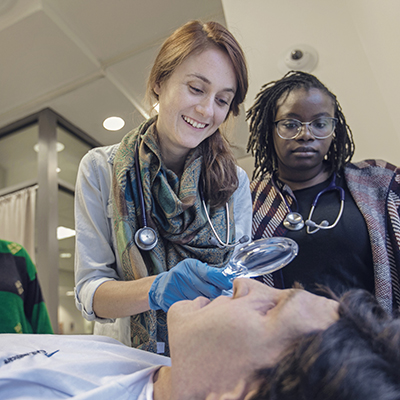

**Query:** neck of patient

left=153, top=366, right=256, bottom=400
left=153, top=367, right=203, bottom=400
left=153, top=366, right=171, bottom=400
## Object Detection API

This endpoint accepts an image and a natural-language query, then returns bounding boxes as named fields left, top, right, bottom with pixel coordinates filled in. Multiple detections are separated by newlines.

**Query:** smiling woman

left=152, top=46, right=237, bottom=175
left=74, top=20, right=252, bottom=355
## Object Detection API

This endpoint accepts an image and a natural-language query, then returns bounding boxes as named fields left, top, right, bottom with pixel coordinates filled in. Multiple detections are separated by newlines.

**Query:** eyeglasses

left=274, top=117, right=338, bottom=140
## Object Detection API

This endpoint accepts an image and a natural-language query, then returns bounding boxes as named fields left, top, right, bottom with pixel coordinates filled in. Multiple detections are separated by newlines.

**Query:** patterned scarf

left=112, top=117, right=235, bottom=353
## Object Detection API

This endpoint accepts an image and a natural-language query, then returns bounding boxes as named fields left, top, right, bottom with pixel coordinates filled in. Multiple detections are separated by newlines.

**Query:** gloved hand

left=148, top=258, right=233, bottom=312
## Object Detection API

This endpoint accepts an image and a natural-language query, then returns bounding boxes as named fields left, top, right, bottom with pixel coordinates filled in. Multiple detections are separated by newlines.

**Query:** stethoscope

left=272, top=173, right=345, bottom=234
left=134, top=137, right=249, bottom=251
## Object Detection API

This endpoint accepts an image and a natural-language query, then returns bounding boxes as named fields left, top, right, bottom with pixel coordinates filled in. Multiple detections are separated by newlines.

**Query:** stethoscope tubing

left=199, top=182, right=232, bottom=248
left=135, top=139, right=148, bottom=228
left=272, top=172, right=345, bottom=234
left=134, top=136, right=247, bottom=250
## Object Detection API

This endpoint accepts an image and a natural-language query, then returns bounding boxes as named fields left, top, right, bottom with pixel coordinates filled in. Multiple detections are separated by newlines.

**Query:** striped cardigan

left=251, top=160, right=400, bottom=314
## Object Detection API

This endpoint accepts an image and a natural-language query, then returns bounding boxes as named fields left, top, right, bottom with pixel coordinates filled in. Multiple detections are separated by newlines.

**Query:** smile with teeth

left=183, top=115, right=208, bottom=129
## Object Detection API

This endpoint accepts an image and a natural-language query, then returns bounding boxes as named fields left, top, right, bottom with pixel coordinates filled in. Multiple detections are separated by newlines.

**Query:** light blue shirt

left=0, top=334, right=171, bottom=399
left=74, top=144, right=252, bottom=345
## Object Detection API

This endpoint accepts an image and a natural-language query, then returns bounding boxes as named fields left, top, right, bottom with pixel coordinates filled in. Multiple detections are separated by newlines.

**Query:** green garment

left=0, top=240, right=53, bottom=334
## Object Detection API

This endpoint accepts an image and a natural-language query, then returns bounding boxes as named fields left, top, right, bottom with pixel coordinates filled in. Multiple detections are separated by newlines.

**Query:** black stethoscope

left=134, top=137, right=249, bottom=251
left=272, top=172, right=345, bottom=234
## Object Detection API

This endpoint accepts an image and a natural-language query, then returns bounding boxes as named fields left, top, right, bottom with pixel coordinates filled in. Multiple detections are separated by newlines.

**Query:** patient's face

left=168, top=278, right=338, bottom=399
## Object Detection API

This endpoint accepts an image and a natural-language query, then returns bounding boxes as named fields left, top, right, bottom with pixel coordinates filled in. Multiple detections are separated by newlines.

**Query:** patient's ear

left=206, top=379, right=258, bottom=400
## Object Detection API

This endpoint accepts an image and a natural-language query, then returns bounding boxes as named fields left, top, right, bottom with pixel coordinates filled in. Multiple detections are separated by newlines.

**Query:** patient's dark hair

left=250, top=289, right=400, bottom=400
left=247, top=71, right=355, bottom=180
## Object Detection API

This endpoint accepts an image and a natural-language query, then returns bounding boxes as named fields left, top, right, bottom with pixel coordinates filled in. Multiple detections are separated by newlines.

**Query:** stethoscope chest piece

left=283, top=212, right=304, bottom=231
left=135, top=227, right=158, bottom=251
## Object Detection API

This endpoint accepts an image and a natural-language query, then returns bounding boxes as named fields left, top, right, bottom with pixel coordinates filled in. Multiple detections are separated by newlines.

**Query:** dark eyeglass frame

left=274, top=117, right=338, bottom=140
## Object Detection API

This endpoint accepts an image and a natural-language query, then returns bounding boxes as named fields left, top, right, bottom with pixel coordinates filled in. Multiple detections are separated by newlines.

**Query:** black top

left=276, top=173, right=375, bottom=297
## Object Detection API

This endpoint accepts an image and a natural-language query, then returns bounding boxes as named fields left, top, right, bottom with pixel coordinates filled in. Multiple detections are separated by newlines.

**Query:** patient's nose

left=232, top=278, right=250, bottom=299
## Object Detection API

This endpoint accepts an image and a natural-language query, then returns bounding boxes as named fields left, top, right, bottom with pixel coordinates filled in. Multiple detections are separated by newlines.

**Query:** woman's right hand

left=148, top=259, right=233, bottom=312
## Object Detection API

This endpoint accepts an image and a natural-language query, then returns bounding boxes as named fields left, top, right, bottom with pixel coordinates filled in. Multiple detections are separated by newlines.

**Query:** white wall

left=58, top=269, right=93, bottom=334
left=58, top=295, right=93, bottom=334
left=0, top=164, right=5, bottom=188
left=222, top=0, right=400, bottom=177
left=348, top=0, right=400, bottom=131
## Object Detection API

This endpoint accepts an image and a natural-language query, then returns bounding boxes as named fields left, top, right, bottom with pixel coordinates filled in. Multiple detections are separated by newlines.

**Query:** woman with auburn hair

left=74, top=20, right=251, bottom=355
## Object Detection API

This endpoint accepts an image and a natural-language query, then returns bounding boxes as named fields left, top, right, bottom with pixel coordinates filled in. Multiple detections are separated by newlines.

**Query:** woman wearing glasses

left=247, top=71, right=400, bottom=315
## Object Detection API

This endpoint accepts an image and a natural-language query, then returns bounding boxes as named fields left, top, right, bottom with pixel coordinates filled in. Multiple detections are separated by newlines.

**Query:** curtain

left=0, top=185, right=37, bottom=262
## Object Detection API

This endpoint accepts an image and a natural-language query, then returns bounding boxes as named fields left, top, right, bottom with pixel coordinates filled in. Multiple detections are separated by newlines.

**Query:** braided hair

left=247, top=71, right=355, bottom=180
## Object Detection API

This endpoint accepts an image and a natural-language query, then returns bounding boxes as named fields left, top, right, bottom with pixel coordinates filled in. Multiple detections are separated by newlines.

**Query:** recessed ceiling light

left=33, top=142, right=65, bottom=152
left=103, top=116, right=125, bottom=131
left=60, top=252, right=72, bottom=258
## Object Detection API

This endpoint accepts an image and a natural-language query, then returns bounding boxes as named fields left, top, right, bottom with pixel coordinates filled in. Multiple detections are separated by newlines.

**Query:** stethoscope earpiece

left=305, top=219, right=329, bottom=229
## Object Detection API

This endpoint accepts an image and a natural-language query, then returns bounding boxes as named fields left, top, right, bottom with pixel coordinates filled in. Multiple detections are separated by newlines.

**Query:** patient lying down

left=0, top=278, right=399, bottom=399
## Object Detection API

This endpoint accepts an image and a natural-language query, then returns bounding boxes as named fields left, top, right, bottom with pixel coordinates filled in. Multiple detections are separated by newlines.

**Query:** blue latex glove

left=148, top=258, right=233, bottom=312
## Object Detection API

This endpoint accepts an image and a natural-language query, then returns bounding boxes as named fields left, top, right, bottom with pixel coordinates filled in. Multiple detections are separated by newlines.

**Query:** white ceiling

left=2, top=0, right=399, bottom=188
left=0, top=0, right=252, bottom=153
